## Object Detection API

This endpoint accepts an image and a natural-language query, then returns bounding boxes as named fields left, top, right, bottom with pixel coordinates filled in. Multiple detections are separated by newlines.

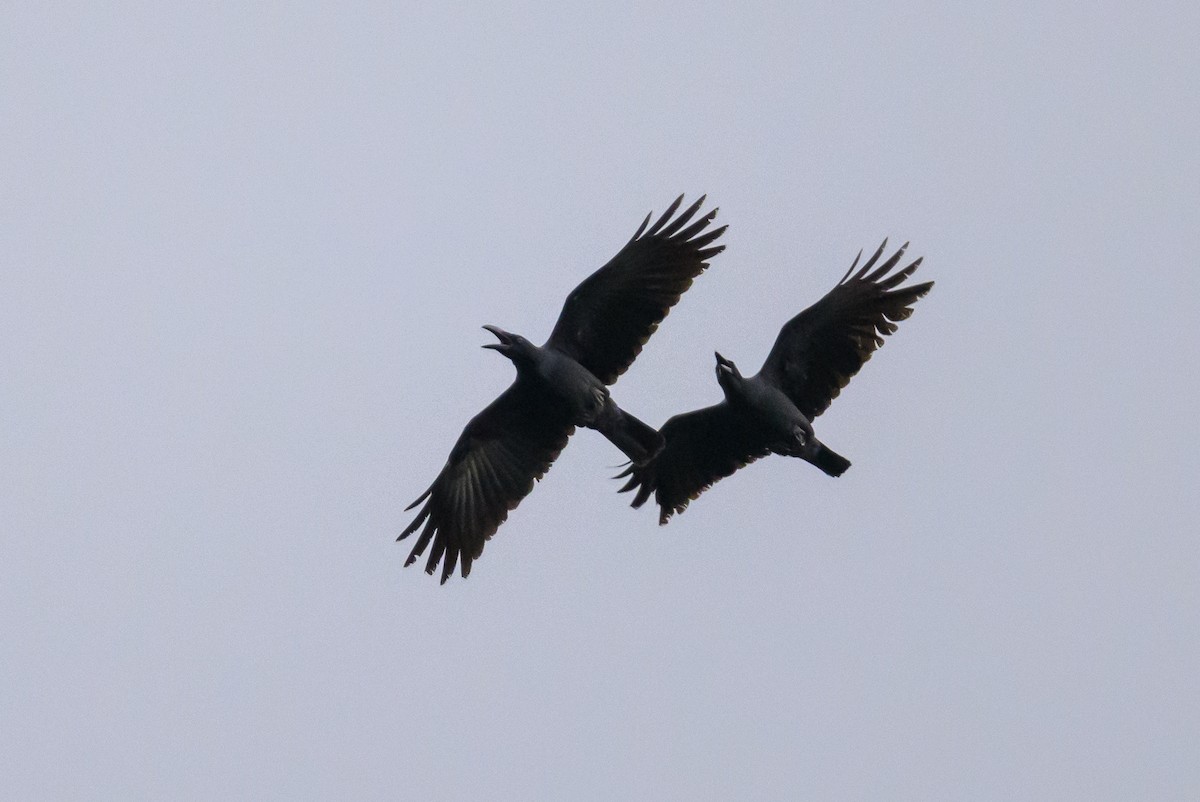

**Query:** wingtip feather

left=854, top=239, right=888, bottom=280
left=658, top=195, right=706, bottom=238
left=839, top=248, right=864, bottom=284
left=646, top=195, right=685, bottom=237
left=630, top=211, right=652, bottom=241
left=404, top=485, right=433, bottom=512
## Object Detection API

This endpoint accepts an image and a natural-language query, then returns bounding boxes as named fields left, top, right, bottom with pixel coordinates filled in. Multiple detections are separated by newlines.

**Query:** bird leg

left=792, top=424, right=808, bottom=447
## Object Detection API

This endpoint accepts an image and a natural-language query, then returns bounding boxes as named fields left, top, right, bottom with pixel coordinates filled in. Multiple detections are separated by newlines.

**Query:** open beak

left=714, top=351, right=733, bottom=374
left=481, top=325, right=513, bottom=351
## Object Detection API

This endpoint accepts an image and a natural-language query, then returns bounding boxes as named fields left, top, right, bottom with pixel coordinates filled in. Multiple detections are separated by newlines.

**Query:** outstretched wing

left=757, top=241, right=933, bottom=419
left=399, top=379, right=575, bottom=583
left=545, top=195, right=726, bottom=385
left=616, top=403, right=773, bottom=525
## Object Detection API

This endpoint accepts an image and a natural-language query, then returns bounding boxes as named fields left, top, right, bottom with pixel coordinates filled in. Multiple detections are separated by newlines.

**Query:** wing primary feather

left=646, top=194, right=685, bottom=237
left=404, top=485, right=433, bottom=512
left=880, top=256, right=923, bottom=289
left=406, top=516, right=437, bottom=566
left=657, top=195, right=706, bottom=238
left=676, top=211, right=721, bottom=243
left=635, top=474, right=655, bottom=508
left=441, top=546, right=459, bottom=585
left=866, top=241, right=908, bottom=282
left=839, top=249, right=864, bottom=284
left=398, top=502, right=430, bottom=540
left=630, top=211, right=652, bottom=242
left=854, top=239, right=888, bottom=280
left=425, top=526, right=448, bottom=578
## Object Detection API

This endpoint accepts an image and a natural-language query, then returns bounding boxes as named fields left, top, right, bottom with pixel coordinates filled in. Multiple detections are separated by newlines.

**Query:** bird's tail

left=805, top=442, right=851, bottom=477
left=593, top=403, right=664, bottom=465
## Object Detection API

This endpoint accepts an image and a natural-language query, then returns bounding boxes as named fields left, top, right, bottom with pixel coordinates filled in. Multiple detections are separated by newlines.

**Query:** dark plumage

left=400, top=196, right=725, bottom=582
left=618, top=240, right=933, bottom=523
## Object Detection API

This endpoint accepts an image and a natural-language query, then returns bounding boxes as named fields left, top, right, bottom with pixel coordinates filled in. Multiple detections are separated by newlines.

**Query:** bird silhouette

left=618, top=240, right=932, bottom=523
left=400, top=196, right=725, bottom=582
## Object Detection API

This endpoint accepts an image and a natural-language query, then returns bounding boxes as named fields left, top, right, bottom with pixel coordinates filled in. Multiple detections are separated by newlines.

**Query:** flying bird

left=617, top=240, right=932, bottom=523
left=400, top=196, right=726, bottom=582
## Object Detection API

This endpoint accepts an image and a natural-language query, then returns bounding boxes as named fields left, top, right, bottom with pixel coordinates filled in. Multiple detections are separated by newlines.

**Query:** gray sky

left=4, top=2, right=1198, bottom=799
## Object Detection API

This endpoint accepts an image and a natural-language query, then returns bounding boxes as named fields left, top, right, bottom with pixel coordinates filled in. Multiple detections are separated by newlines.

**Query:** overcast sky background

left=4, top=2, right=1198, bottom=799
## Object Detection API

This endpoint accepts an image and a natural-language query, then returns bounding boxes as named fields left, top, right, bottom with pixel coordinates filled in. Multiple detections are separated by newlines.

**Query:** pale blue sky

left=4, top=2, right=1198, bottom=799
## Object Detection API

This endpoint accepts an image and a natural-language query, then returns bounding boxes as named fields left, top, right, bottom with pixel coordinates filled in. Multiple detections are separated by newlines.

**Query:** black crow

left=617, top=240, right=932, bottom=523
left=400, top=196, right=725, bottom=582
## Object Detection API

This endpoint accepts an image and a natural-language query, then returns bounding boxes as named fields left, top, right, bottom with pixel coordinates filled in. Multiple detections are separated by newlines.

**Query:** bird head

left=714, top=351, right=742, bottom=390
left=481, top=325, right=531, bottom=362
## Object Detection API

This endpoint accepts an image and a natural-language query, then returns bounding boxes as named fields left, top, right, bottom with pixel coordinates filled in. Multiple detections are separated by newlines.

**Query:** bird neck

left=718, top=373, right=745, bottom=403
left=505, top=341, right=545, bottom=373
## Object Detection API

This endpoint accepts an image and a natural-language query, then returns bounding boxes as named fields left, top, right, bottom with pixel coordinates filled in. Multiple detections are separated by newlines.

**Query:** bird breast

left=536, top=351, right=609, bottom=424
left=739, top=378, right=808, bottom=439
